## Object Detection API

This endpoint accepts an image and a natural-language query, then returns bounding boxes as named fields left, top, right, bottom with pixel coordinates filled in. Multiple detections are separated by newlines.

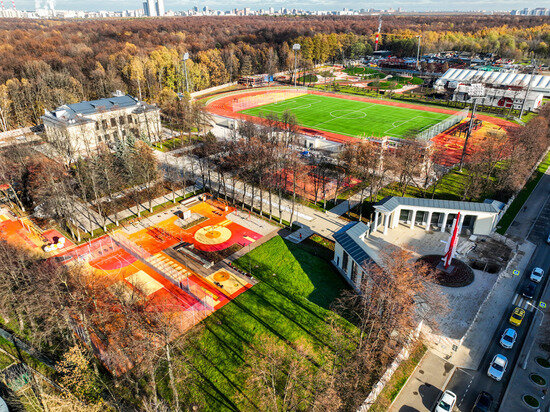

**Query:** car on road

left=521, top=281, right=538, bottom=299
left=487, top=354, right=508, bottom=381
left=500, top=328, right=517, bottom=349
left=530, top=267, right=544, bottom=283
left=434, top=390, right=457, bottom=412
left=509, top=307, right=525, bottom=326
left=472, top=391, right=493, bottom=412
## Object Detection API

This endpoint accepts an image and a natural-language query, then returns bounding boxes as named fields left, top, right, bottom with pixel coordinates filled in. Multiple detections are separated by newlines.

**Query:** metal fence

left=416, top=107, right=469, bottom=141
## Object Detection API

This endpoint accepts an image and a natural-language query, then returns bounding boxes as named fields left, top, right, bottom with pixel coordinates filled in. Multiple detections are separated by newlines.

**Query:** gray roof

left=66, top=95, right=138, bottom=115
left=41, top=94, right=153, bottom=126
left=333, top=222, right=372, bottom=267
left=374, top=196, right=504, bottom=214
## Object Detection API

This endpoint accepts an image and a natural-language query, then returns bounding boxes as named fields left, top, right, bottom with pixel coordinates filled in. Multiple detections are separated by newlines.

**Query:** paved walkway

left=73, top=185, right=199, bottom=232
left=155, top=150, right=350, bottom=240
left=506, top=170, right=550, bottom=239
left=389, top=351, right=455, bottom=412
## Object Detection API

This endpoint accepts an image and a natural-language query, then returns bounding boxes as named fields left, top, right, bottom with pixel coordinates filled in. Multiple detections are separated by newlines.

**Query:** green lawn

left=241, top=94, right=450, bottom=139
left=169, top=236, right=355, bottom=411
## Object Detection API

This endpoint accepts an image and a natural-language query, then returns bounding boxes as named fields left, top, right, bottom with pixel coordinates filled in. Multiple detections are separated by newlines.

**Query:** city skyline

left=8, top=0, right=545, bottom=12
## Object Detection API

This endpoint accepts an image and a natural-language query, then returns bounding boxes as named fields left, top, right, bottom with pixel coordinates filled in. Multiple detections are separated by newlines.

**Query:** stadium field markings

left=241, top=94, right=450, bottom=139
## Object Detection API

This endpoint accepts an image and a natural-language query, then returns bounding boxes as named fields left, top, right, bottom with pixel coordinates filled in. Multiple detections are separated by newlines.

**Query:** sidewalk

left=506, top=172, right=550, bottom=239
left=449, top=240, right=536, bottom=369
left=389, top=351, right=455, bottom=412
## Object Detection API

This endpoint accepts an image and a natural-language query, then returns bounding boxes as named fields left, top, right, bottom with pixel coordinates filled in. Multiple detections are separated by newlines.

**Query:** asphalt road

left=446, top=195, right=550, bottom=411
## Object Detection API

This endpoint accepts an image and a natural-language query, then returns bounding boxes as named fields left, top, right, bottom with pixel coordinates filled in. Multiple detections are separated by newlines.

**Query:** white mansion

left=41, top=92, right=161, bottom=156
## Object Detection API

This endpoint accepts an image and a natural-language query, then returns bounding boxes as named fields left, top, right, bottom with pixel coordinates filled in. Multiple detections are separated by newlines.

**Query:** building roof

left=436, top=68, right=550, bottom=96
left=66, top=95, right=139, bottom=116
left=333, top=222, right=372, bottom=267
left=374, top=196, right=504, bottom=214
left=41, top=93, right=155, bottom=126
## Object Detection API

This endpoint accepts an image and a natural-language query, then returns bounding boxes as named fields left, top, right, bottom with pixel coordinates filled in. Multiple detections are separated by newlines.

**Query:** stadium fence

left=416, top=107, right=469, bottom=141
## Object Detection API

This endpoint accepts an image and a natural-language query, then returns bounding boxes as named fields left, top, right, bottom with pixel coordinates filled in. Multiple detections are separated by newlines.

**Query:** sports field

left=241, top=94, right=451, bottom=139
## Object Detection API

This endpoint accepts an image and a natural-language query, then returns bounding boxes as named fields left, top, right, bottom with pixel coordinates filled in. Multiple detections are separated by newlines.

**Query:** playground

left=0, top=197, right=273, bottom=360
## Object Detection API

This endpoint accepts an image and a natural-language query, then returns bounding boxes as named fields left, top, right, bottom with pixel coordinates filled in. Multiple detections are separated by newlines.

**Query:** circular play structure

left=417, top=255, right=475, bottom=287
left=194, top=225, right=232, bottom=246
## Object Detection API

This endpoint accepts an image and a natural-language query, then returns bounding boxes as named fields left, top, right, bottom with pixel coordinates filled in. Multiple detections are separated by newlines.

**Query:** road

left=445, top=189, right=550, bottom=411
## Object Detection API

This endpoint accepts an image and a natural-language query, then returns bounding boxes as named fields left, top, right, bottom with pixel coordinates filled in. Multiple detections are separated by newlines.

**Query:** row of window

left=95, top=115, right=136, bottom=131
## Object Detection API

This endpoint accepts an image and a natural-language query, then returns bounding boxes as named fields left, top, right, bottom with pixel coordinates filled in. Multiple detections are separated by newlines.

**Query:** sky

left=16, top=0, right=545, bottom=12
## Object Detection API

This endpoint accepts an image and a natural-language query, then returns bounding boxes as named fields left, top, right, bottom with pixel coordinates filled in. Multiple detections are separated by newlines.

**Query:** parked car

left=435, top=390, right=457, bottom=412
left=530, top=267, right=544, bottom=283
left=509, top=307, right=525, bottom=326
left=472, top=391, right=493, bottom=411
left=500, top=328, right=517, bottom=349
left=521, top=281, right=537, bottom=299
left=487, top=354, right=508, bottom=381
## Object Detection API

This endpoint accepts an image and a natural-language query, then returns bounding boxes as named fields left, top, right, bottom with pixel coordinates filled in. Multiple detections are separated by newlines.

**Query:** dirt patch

left=418, top=255, right=475, bottom=287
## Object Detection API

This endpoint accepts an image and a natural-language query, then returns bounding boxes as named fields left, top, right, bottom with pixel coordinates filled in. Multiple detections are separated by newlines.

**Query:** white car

left=487, top=354, right=508, bottom=381
left=500, top=328, right=517, bottom=349
left=434, top=390, right=457, bottom=412
left=530, top=267, right=544, bottom=283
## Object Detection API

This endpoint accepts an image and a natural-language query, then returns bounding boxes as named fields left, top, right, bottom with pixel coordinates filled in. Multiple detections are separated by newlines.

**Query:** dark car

left=521, top=281, right=537, bottom=299
left=472, top=391, right=493, bottom=411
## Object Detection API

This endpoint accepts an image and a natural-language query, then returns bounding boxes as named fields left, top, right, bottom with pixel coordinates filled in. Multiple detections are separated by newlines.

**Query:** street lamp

left=415, top=35, right=422, bottom=71
left=526, top=301, right=545, bottom=326
left=459, top=83, right=485, bottom=171
left=293, top=43, right=300, bottom=88
left=182, top=52, right=190, bottom=94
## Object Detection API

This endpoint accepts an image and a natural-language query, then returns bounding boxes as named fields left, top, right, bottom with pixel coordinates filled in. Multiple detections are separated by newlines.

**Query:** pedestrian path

left=389, top=351, right=455, bottom=412
left=285, top=225, right=315, bottom=243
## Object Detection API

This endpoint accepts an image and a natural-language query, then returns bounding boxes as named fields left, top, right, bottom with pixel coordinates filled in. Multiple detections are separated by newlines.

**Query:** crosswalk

left=512, top=293, right=536, bottom=312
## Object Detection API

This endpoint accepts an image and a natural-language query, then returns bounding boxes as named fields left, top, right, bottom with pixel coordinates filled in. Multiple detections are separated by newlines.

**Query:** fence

left=416, top=107, right=469, bottom=141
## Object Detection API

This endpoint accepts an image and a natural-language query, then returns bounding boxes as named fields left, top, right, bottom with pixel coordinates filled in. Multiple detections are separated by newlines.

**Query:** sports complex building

left=205, top=87, right=516, bottom=165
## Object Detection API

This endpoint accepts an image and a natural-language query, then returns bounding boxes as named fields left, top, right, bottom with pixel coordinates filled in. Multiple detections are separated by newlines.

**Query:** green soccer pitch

left=240, top=94, right=451, bottom=139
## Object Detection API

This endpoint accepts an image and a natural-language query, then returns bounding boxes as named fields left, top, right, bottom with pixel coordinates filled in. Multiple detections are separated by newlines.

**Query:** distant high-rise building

left=143, top=0, right=157, bottom=16
left=156, top=0, right=165, bottom=16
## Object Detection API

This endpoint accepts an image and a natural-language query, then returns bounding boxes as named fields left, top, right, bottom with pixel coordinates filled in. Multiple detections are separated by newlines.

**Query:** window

left=110, top=118, right=117, bottom=128
left=102, top=119, right=107, bottom=129
left=95, top=122, right=100, bottom=131
left=351, top=261, right=359, bottom=284
left=119, top=116, right=125, bottom=124
left=127, top=115, right=133, bottom=124
left=342, top=251, right=349, bottom=273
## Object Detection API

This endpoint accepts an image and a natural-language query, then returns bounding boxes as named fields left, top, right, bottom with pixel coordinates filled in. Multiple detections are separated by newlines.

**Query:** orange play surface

left=0, top=200, right=258, bottom=373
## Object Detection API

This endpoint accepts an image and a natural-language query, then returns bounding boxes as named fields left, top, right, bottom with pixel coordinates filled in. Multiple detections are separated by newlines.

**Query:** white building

left=435, top=68, right=550, bottom=97
left=41, top=92, right=161, bottom=157
left=453, top=85, right=544, bottom=112
left=333, top=221, right=372, bottom=290
left=371, top=196, right=505, bottom=236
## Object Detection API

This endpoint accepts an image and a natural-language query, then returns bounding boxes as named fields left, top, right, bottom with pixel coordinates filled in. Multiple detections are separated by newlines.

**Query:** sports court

left=240, top=93, right=450, bottom=139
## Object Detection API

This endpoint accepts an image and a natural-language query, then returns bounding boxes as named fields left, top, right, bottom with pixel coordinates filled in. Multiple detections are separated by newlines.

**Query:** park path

left=155, top=150, right=352, bottom=241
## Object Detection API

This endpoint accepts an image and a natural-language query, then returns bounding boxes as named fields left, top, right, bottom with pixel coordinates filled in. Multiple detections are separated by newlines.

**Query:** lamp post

left=293, top=43, right=300, bottom=88
left=416, top=35, right=422, bottom=71
left=459, top=83, right=485, bottom=171
left=526, top=301, right=545, bottom=327
left=182, top=52, right=190, bottom=94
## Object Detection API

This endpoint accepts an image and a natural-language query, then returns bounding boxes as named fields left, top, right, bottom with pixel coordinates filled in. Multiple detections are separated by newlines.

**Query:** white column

left=383, top=213, right=389, bottom=235
left=392, top=209, right=399, bottom=228
left=459, top=214, right=465, bottom=233
left=410, top=210, right=416, bottom=230
left=441, top=212, right=449, bottom=232
left=425, top=211, right=433, bottom=231
left=373, top=211, right=379, bottom=233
